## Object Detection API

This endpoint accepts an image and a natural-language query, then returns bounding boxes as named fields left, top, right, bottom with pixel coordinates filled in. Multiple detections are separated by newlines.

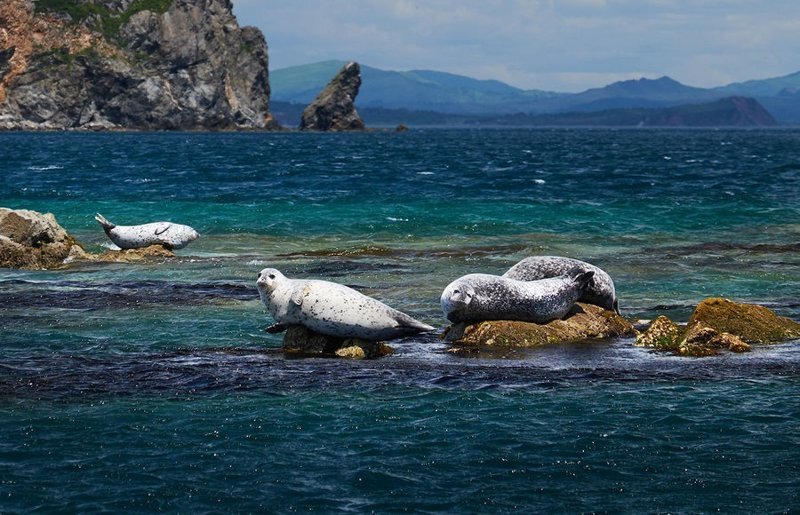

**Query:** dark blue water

left=1, top=129, right=799, bottom=512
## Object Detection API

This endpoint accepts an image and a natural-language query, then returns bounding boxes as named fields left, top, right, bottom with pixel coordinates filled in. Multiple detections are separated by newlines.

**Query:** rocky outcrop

left=299, top=61, right=365, bottom=131
left=0, top=207, right=89, bottom=269
left=281, top=325, right=393, bottom=359
left=0, top=0, right=276, bottom=130
left=443, top=303, right=636, bottom=347
left=636, top=297, right=800, bottom=356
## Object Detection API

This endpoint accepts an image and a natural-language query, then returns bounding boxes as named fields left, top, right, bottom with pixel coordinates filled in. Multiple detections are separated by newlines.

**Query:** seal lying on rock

left=503, top=256, right=619, bottom=314
left=256, top=268, right=435, bottom=341
left=95, top=213, right=199, bottom=250
left=441, top=270, right=595, bottom=324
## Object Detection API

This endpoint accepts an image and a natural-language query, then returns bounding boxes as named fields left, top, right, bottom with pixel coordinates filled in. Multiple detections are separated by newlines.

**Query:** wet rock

left=443, top=302, right=636, bottom=347
left=93, top=245, right=176, bottom=262
left=635, top=315, right=681, bottom=351
left=688, top=297, right=800, bottom=344
left=0, top=207, right=86, bottom=269
left=299, top=61, right=365, bottom=131
left=636, top=297, right=794, bottom=357
left=281, top=325, right=393, bottom=359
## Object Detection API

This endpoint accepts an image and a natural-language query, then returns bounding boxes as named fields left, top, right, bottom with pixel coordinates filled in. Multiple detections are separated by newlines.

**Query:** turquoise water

left=1, top=129, right=799, bottom=512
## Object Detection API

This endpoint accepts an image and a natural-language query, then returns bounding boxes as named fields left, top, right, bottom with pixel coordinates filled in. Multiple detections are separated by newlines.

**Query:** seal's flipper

left=613, top=298, right=620, bottom=315
left=94, top=213, right=115, bottom=231
left=572, top=270, right=595, bottom=292
left=392, top=311, right=435, bottom=334
left=265, top=323, right=287, bottom=334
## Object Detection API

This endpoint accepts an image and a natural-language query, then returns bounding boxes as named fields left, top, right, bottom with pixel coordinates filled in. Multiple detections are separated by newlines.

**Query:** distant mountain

left=270, top=61, right=800, bottom=124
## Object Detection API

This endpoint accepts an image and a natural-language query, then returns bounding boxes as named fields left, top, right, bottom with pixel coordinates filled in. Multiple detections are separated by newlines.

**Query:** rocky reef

left=299, top=61, right=365, bottom=131
left=0, top=0, right=276, bottom=130
left=443, top=303, right=636, bottom=348
left=636, top=298, right=800, bottom=356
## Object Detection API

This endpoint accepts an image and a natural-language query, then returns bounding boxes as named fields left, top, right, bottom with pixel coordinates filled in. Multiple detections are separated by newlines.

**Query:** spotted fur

left=95, top=213, right=199, bottom=250
left=256, top=268, right=435, bottom=341
left=441, top=270, right=595, bottom=324
left=503, top=256, right=619, bottom=313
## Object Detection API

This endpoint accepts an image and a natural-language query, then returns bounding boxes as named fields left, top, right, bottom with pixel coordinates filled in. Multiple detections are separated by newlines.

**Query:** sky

left=231, top=1, right=800, bottom=93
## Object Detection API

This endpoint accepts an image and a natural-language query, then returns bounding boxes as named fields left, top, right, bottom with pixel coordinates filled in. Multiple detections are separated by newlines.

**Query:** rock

left=636, top=297, right=795, bottom=357
left=635, top=315, right=681, bottom=351
left=443, top=302, right=636, bottom=347
left=688, top=297, right=800, bottom=343
left=0, top=0, right=277, bottom=130
left=299, top=61, right=365, bottom=131
left=0, top=207, right=86, bottom=269
left=281, top=325, right=393, bottom=359
left=93, top=245, right=176, bottom=262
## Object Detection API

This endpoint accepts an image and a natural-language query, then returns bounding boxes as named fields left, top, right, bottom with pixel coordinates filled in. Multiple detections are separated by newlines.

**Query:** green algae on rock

left=443, top=302, right=636, bottom=348
left=688, top=297, right=800, bottom=344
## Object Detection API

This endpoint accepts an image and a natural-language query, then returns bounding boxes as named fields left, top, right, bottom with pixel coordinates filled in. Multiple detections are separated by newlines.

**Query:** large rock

left=299, top=61, right=365, bottom=131
left=281, top=325, right=393, bottom=359
left=443, top=302, right=636, bottom=347
left=0, top=207, right=89, bottom=269
left=0, top=0, right=277, bottom=130
left=636, top=297, right=799, bottom=357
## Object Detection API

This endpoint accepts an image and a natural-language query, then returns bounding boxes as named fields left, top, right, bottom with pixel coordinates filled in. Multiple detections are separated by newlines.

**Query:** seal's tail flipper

left=571, top=269, right=595, bottom=293
left=94, top=213, right=115, bottom=230
left=394, top=311, right=436, bottom=335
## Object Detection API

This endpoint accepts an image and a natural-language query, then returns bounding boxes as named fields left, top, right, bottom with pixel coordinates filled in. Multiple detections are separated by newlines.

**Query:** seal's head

left=256, top=267, right=285, bottom=296
left=440, top=279, right=476, bottom=323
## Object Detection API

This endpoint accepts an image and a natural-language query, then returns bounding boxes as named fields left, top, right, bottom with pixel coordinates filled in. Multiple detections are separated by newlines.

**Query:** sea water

left=1, top=129, right=799, bottom=512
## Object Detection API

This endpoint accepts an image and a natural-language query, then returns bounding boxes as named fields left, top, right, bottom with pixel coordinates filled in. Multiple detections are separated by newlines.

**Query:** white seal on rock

left=256, top=268, right=435, bottom=341
left=503, top=256, right=619, bottom=314
left=441, top=270, right=595, bottom=324
left=95, top=213, right=199, bottom=250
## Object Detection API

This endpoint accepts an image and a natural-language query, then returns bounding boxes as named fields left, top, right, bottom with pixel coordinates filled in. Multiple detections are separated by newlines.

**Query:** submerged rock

left=281, top=325, right=393, bottom=359
left=443, top=302, right=636, bottom=347
left=299, top=61, right=365, bottom=131
left=637, top=297, right=796, bottom=357
left=0, top=207, right=88, bottom=269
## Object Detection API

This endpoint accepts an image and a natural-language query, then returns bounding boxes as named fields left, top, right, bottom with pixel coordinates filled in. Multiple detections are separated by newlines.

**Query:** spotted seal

left=95, top=213, right=199, bottom=250
left=256, top=268, right=435, bottom=341
left=503, top=256, right=619, bottom=314
left=440, top=269, right=595, bottom=324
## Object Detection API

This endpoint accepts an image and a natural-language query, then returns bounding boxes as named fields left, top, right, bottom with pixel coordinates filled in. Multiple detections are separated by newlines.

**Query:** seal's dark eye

left=269, top=274, right=276, bottom=280
left=453, top=289, right=460, bottom=294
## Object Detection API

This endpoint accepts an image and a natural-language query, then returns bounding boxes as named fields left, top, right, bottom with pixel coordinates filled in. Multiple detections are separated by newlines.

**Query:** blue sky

left=231, top=1, right=800, bottom=92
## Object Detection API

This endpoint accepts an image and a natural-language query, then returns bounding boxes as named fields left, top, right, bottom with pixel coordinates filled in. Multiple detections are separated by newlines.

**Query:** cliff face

left=0, top=0, right=276, bottom=130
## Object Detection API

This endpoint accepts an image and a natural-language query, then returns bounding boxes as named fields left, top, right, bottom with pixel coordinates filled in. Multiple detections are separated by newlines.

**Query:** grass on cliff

left=35, top=0, right=174, bottom=41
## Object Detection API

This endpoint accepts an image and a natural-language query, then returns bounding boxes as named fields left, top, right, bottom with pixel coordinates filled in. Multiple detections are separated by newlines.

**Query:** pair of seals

left=440, top=256, right=619, bottom=324
left=95, top=213, right=199, bottom=250
left=441, top=269, right=595, bottom=324
left=256, top=268, right=434, bottom=342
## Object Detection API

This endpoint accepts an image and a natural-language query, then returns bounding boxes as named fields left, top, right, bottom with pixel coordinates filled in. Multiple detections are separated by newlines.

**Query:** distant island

left=271, top=61, right=800, bottom=127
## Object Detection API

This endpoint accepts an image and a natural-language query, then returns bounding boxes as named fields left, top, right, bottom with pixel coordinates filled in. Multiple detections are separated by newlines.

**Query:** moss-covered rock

left=443, top=302, right=636, bottom=348
left=688, top=297, right=800, bottom=343
left=635, top=315, right=681, bottom=351
left=93, top=244, right=176, bottom=262
left=281, top=325, right=394, bottom=359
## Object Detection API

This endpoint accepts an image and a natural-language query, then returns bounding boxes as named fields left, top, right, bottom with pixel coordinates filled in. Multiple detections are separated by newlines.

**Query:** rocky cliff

left=299, top=61, right=365, bottom=131
left=0, top=0, right=276, bottom=130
